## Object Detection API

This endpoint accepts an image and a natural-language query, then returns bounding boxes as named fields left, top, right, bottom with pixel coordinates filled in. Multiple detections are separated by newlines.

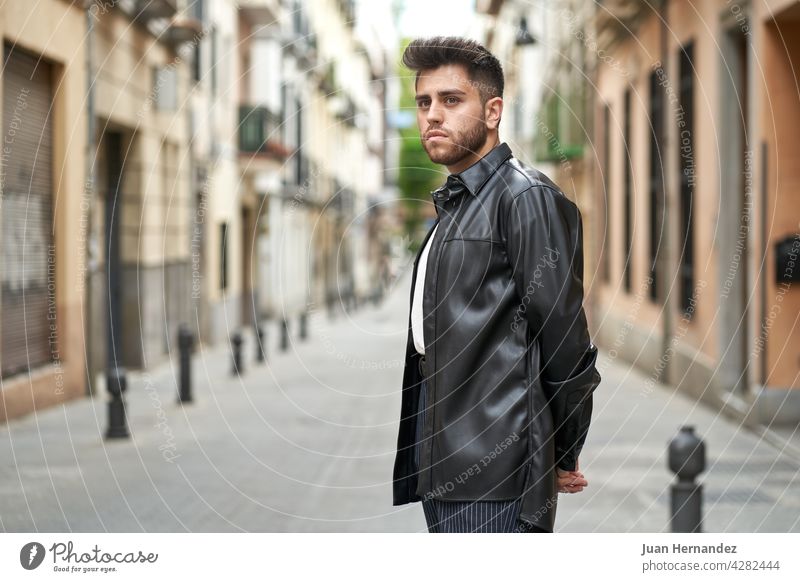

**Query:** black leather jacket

left=392, top=142, right=601, bottom=532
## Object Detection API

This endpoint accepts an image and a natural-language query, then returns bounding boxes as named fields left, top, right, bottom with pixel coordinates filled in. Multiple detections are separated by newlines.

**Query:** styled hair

left=402, top=36, right=504, bottom=104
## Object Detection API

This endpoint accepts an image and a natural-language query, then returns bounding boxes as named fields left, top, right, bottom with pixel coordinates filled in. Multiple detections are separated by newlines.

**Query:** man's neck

left=446, top=135, right=500, bottom=175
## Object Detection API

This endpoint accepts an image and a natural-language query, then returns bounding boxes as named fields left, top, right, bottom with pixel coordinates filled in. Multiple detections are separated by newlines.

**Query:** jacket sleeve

left=504, top=185, right=601, bottom=471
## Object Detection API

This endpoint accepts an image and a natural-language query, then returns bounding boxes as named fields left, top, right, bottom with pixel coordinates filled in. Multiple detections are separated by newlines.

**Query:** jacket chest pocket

left=440, top=238, right=508, bottom=291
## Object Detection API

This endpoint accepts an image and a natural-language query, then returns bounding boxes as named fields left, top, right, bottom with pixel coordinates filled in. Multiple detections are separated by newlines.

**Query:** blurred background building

left=0, top=0, right=401, bottom=420
left=591, top=0, right=800, bottom=428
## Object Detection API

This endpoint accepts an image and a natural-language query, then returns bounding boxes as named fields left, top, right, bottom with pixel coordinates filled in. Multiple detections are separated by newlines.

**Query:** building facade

left=85, top=1, right=198, bottom=385
left=0, top=0, right=395, bottom=422
left=0, top=0, right=89, bottom=420
left=591, top=0, right=800, bottom=426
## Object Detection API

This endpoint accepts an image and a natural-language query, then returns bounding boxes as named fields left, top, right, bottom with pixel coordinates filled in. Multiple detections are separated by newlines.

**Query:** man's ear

left=485, top=96, right=503, bottom=130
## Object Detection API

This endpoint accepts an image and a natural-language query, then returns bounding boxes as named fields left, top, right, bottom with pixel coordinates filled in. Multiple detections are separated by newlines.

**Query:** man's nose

left=426, top=101, right=443, bottom=124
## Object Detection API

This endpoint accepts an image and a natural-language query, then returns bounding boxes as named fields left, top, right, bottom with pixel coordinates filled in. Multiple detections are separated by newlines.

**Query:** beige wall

left=0, top=0, right=88, bottom=420
left=668, top=0, right=721, bottom=361
left=93, top=14, right=191, bottom=267
left=596, top=23, right=665, bottom=339
left=760, top=13, right=800, bottom=388
left=593, top=0, right=800, bottom=403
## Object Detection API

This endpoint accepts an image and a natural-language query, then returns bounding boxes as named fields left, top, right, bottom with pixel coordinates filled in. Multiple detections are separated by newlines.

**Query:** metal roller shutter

left=1, top=44, right=54, bottom=378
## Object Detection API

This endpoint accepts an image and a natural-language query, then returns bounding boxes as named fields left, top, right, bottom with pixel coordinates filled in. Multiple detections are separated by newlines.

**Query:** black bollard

left=280, top=319, right=289, bottom=351
left=178, top=324, right=194, bottom=403
left=255, top=324, right=266, bottom=363
left=668, top=425, right=706, bottom=532
left=105, top=367, right=129, bottom=439
left=299, top=312, right=308, bottom=341
left=326, top=292, right=336, bottom=320
left=231, top=332, right=244, bottom=376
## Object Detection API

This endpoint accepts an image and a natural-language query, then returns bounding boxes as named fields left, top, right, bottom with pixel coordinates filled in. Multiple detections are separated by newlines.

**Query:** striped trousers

left=414, top=376, right=548, bottom=533
left=421, top=497, right=548, bottom=533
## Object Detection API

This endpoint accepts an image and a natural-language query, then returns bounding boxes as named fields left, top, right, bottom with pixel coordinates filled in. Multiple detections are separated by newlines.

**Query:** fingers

left=556, top=469, right=586, bottom=481
left=561, top=475, right=587, bottom=487
left=558, top=481, right=586, bottom=493
left=559, top=486, right=584, bottom=494
left=555, top=461, right=587, bottom=493
left=556, top=470, right=588, bottom=493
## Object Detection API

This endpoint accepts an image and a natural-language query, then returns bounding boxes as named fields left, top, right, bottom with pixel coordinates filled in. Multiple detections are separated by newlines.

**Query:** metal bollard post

left=255, top=324, right=266, bottom=363
left=105, top=367, right=129, bottom=439
left=178, top=324, right=194, bottom=403
left=231, top=332, right=244, bottom=376
left=299, top=312, right=308, bottom=341
left=668, top=425, right=706, bottom=532
left=280, top=319, right=289, bottom=351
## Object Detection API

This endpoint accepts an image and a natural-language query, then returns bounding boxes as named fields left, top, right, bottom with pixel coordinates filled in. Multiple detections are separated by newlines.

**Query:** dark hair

left=402, top=36, right=504, bottom=104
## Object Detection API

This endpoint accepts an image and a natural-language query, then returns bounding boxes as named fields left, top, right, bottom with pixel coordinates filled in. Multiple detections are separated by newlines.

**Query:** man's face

left=414, top=64, right=492, bottom=169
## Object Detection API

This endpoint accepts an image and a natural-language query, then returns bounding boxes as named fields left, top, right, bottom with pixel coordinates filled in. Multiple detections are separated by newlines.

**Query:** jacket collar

left=455, top=141, right=513, bottom=196
left=430, top=142, right=513, bottom=209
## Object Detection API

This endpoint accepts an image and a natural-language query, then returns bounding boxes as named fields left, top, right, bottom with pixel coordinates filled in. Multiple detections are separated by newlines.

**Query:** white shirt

left=411, top=223, right=439, bottom=355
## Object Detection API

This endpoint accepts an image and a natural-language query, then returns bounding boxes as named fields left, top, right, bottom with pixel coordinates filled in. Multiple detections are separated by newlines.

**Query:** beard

left=422, top=116, right=488, bottom=167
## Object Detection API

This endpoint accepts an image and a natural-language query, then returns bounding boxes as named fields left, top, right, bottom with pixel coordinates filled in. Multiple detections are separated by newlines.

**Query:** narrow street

left=1, top=266, right=798, bottom=532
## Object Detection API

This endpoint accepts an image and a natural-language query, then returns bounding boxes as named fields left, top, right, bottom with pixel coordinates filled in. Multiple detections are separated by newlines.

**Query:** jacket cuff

left=543, top=345, right=601, bottom=471
left=555, top=393, right=593, bottom=471
left=556, top=457, right=578, bottom=472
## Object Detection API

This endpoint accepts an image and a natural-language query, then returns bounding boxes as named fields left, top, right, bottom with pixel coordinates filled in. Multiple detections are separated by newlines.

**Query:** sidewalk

left=1, top=268, right=798, bottom=532
left=560, top=350, right=800, bottom=532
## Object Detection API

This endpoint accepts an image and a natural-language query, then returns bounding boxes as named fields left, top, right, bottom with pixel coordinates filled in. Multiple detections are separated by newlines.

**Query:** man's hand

left=556, top=458, right=588, bottom=494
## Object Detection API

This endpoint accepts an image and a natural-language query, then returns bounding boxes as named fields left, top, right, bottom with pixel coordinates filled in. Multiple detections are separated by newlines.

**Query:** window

left=649, top=70, right=665, bottom=302
left=296, top=97, right=303, bottom=184
left=193, top=41, right=201, bottom=83
left=602, top=102, right=611, bottom=283
left=154, top=66, right=177, bottom=111
left=678, top=42, right=695, bottom=315
left=211, top=26, right=218, bottom=96
left=220, top=222, right=228, bottom=292
left=623, top=89, right=632, bottom=293
left=190, top=0, right=204, bottom=21
left=190, top=0, right=205, bottom=83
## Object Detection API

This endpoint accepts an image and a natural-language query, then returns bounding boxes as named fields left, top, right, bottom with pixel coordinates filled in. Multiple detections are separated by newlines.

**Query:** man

left=392, top=37, right=602, bottom=533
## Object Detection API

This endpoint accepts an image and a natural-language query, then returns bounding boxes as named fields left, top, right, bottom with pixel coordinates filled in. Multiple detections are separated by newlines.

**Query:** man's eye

left=445, top=97, right=460, bottom=105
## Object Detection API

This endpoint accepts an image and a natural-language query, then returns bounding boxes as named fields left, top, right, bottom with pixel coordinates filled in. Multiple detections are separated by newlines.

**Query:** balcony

left=132, top=0, right=178, bottom=24
left=475, top=0, right=503, bottom=16
left=238, top=105, right=290, bottom=160
left=595, top=0, right=662, bottom=45
left=336, top=0, right=356, bottom=26
left=330, top=93, right=359, bottom=128
left=534, top=92, right=585, bottom=163
left=316, top=61, right=337, bottom=95
left=163, top=15, right=203, bottom=50
left=238, top=0, right=282, bottom=27
left=284, top=16, right=318, bottom=69
left=329, top=183, right=354, bottom=218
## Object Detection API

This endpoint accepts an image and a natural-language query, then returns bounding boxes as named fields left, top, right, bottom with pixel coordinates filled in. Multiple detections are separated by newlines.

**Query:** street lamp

left=515, top=16, right=537, bottom=46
